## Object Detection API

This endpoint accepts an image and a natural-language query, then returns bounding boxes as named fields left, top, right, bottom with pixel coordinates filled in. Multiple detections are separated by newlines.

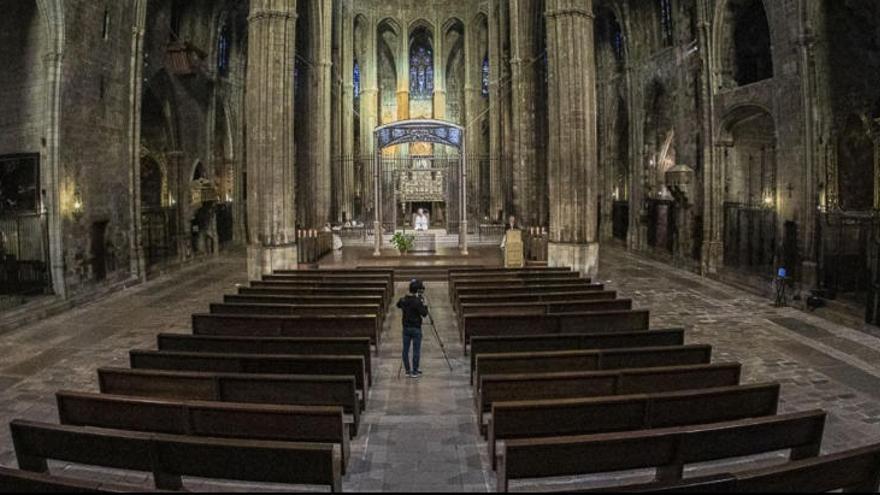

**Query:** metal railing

left=0, top=213, right=50, bottom=295
left=297, top=230, right=334, bottom=264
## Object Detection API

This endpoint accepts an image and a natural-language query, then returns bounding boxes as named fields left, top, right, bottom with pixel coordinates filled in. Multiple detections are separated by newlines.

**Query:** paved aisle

left=344, top=281, right=491, bottom=492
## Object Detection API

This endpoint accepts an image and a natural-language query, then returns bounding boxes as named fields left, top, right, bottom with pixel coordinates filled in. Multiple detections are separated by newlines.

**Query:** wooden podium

left=504, top=230, right=524, bottom=268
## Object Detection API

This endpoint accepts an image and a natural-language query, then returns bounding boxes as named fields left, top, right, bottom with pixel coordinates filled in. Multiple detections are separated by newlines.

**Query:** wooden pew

left=272, top=266, right=394, bottom=276
left=461, top=299, right=631, bottom=317
left=449, top=270, right=582, bottom=280
left=463, top=310, right=651, bottom=346
left=97, top=367, right=361, bottom=436
left=129, top=350, right=368, bottom=399
left=250, top=280, right=392, bottom=305
left=254, top=279, right=389, bottom=290
left=455, top=290, right=618, bottom=315
left=450, top=275, right=586, bottom=301
left=583, top=442, right=880, bottom=493
left=225, top=293, right=384, bottom=310
left=470, top=330, right=686, bottom=374
left=192, top=313, right=382, bottom=346
left=448, top=267, right=573, bottom=276
left=209, top=303, right=385, bottom=331
left=487, top=383, right=781, bottom=468
left=0, top=466, right=163, bottom=493
left=266, top=270, right=393, bottom=279
left=476, top=363, right=741, bottom=430
left=239, top=285, right=388, bottom=300
left=10, top=420, right=343, bottom=492
left=456, top=283, right=604, bottom=298
left=56, top=390, right=351, bottom=473
left=157, top=334, right=373, bottom=385
left=473, top=345, right=712, bottom=387
left=261, top=274, right=393, bottom=301
left=458, top=300, right=634, bottom=340
left=496, top=410, right=827, bottom=492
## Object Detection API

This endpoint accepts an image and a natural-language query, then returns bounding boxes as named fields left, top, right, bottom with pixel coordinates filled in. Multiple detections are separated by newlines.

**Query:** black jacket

left=397, top=294, right=428, bottom=329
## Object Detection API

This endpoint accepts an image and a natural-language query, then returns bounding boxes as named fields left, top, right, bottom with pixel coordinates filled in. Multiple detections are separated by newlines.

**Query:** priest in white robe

left=413, top=208, right=430, bottom=231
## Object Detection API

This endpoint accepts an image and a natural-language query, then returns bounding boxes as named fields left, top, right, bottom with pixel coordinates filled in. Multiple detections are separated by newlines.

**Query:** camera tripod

left=397, top=291, right=454, bottom=380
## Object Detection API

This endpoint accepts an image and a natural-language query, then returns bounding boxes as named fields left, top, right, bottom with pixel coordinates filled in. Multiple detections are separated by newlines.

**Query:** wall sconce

left=763, top=194, right=775, bottom=208
left=169, top=195, right=177, bottom=207
left=72, top=189, right=84, bottom=217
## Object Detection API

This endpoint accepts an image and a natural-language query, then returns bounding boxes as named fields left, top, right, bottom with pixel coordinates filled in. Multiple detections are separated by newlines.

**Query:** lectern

left=504, top=230, right=524, bottom=268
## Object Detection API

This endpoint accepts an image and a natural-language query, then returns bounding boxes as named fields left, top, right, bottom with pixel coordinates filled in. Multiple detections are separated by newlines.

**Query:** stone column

left=341, top=0, right=355, bottom=222
left=167, top=151, right=190, bottom=263
left=509, top=0, right=538, bottom=225
left=796, top=2, right=820, bottom=288
left=360, top=18, right=378, bottom=212
left=464, top=21, right=482, bottom=225
left=128, top=0, right=148, bottom=282
left=546, top=0, right=599, bottom=278
left=488, top=0, right=504, bottom=220
left=696, top=0, right=721, bottom=275
left=311, top=0, right=333, bottom=226
left=246, top=0, right=298, bottom=279
left=433, top=31, right=446, bottom=121
left=397, top=28, right=410, bottom=121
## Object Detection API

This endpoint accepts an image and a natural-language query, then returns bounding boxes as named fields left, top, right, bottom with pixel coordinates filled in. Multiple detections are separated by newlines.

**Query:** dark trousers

left=402, top=326, right=423, bottom=373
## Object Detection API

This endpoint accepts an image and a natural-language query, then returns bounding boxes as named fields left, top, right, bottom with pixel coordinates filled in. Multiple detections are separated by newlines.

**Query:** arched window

left=171, top=0, right=185, bottom=37
left=102, top=7, right=111, bottom=41
left=409, top=30, right=434, bottom=100
left=353, top=61, right=361, bottom=99
left=731, top=0, right=773, bottom=86
left=481, top=56, right=490, bottom=98
left=613, top=23, right=625, bottom=62
left=217, top=25, right=230, bottom=77
left=659, top=0, right=674, bottom=46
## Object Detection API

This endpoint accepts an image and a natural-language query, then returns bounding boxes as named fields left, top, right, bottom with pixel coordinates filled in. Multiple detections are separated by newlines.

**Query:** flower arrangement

left=390, top=232, right=415, bottom=254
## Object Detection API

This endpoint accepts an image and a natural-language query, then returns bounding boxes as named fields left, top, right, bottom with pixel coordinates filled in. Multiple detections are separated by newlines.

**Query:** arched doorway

left=642, top=80, right=676, bottom=254
left=373, top=119, right=468, bottom=256
left=719, top=106, right=778, bottom=276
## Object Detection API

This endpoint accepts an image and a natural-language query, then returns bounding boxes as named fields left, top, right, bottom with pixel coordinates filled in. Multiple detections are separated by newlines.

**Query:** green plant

left=390, top=232, right=415, bottom=253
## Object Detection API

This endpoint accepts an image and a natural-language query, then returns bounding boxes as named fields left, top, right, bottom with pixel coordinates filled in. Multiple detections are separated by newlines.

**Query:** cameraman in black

left=397, top=279, right=429, bottom=378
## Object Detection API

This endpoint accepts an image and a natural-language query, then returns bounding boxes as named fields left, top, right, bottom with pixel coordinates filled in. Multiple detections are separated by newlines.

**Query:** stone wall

left=58, top=0, right=139, bottom=291
left=0, top=0, right=46, bottom=156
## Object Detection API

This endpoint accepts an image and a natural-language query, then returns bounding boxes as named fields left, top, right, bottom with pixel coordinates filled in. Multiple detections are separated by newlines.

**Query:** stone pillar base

left=701, top=241, right=723, bottom=276
left=248, top=244, right=298, bottom=280
left=548, top=242, right=600, bottom=280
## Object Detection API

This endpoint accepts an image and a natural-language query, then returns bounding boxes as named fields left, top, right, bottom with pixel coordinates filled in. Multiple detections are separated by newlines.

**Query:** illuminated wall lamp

left=72, top=189, right=84, bottom=218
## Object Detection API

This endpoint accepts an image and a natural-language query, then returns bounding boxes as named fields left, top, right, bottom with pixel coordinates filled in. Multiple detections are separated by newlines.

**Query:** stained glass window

left=353, top=61, right=361, bottom=99
left=481, top=56, right=490, bottom=98
left=409, top=45, right=434, bottom=100
left=609, top=15, right=625, bottom=62
left=217, top=26, right=230, bottom=76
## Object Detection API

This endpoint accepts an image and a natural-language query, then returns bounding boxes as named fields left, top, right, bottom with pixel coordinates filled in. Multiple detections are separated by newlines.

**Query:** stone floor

left=1, top=246, right=880, bottom=491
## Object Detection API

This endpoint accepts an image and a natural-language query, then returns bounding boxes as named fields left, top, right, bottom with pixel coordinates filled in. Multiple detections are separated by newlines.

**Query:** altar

left=411, top=231, right=438, bottom=253
left=372, top=119, right=469, bottom=256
